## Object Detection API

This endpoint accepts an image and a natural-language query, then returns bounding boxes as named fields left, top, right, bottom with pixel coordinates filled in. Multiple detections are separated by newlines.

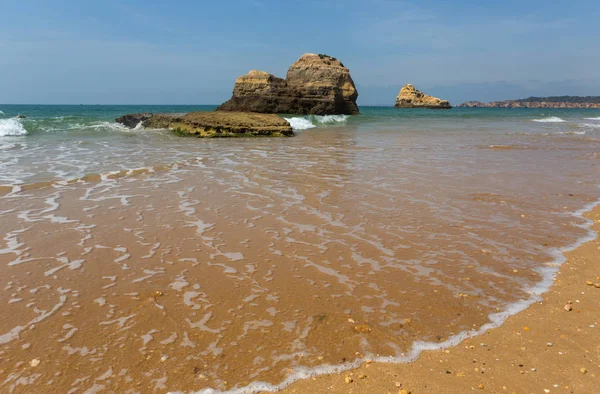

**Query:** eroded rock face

left=285, top=54, right=359, bottom=115
left=216, top=70, right=289, bottom=113
left=115, top=112, right=153, bottom=128
left=395, top=84, right=451, bottom=109
left=116, top=112, right=293, bottom=138
left=217, top=54, right=359, bottom=115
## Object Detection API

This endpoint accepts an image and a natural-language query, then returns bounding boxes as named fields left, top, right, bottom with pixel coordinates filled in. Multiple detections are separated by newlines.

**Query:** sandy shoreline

left=279, top=206, right=600, bottom=393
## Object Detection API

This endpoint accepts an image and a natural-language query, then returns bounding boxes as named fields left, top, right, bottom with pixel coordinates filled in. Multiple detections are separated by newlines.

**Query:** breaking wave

left=0, top=110, right=5, bottom=115
left=284, top=114, right=350, bottom=131
left=0, top=118, right=27, bottom=136
left=532, top=116, right=566, bottom=123
left=79, top=121, right=132, bottom=133
left=26, top=117, right=134, bottom=134
left=0, top=115, right=142, bottom=137
left=584, top=117, right=600, bottom=120
left=284, top=117, right=316, bottom=130
left=314, top=114, right=350, bottom=124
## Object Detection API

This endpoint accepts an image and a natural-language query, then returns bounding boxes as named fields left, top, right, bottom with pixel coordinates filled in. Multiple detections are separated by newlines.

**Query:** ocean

left=1, top=105, right=600, bottom=393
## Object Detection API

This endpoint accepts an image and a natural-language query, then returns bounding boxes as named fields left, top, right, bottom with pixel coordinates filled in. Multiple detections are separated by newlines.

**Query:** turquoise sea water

left=2, top=104, right=600, bottom=134
left=1, top=104, right=600, bottom=187
left=2, top=104, right=600, bottom=120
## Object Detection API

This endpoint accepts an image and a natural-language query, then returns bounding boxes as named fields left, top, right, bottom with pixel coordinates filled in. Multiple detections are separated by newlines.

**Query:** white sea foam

left=187, top=197, right=600, bottom=394
left=284, top=117, right=316, bottom=131
left=284, top=114, right=349, bottom=131
left=0, top=110, right=5, bottom=115
left=314, top=114, right=349, bottom=124
left=555, top=130, right=586, bottom=135
left=578, top=123, right=600, bottom=129
left=584, top=117, right=600, bottom=120
left=532, top=116, right=566, bottom=123
left=86, top=121, right=132, bottom=132
left=34, top=120, right=132, bottom=134
left=0, top=118, right=27, bottom=136
left=0, top=143, right=16, bottom=150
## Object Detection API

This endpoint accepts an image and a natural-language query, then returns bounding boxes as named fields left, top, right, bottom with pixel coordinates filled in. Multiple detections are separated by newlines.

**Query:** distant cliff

left=458, top=96, right=600, bottom=109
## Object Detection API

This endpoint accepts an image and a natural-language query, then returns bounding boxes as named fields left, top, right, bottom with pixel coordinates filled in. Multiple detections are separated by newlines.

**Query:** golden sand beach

left=281, top=206, right=600, bottom=394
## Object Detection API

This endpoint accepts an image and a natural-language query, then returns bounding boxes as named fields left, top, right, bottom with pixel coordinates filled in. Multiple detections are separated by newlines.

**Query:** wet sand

left=280, top=206, right=600, bottom=394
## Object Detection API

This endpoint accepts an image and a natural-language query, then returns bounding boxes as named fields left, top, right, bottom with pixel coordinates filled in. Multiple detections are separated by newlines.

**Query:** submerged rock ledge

left=116, top=112, right=294, bottom=137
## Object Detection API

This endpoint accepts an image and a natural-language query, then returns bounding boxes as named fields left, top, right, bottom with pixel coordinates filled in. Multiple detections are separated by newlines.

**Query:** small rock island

left=217, top=53, right=359, bottom=115
left=395, top=84, right=452, bottom=109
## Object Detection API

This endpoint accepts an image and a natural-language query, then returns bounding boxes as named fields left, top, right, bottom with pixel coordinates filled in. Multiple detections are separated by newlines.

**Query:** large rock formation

left=394, top=84, right=452, bottom=109
left=116, top=112, right=293, bottom=137
left=217, top=53, right=359, bottom=115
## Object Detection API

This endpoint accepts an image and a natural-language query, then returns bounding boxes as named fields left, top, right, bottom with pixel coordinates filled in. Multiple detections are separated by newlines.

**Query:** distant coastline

left=459, top=96, right=600, bottom=109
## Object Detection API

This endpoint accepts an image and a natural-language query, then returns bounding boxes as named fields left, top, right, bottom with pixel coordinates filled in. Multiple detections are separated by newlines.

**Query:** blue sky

left=1, top=0, right=598, bottom=105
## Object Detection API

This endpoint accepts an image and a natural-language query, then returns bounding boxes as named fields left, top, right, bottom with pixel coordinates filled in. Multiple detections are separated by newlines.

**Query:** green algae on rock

left=117, top=111, right=294, bottom=137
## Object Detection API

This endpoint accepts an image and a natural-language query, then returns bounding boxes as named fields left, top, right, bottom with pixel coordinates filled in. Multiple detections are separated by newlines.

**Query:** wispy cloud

left=357, top=6, right=576, bottom=51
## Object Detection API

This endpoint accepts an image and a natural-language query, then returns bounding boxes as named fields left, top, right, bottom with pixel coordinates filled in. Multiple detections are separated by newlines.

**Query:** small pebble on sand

left=30, top=358, right=40, bottom=367
left=564, top=302, right=573, bottom=311
left=353, top=324, right=372, bottom=333
left=546, top=342, right=553, bottom=347
left=478, top=383, right=485, bottom=389
left=586, top=281, right=594, bottom=286
left=344, top=375, right=353, bottom=384
left=580, top=367, right=588, bottom=374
